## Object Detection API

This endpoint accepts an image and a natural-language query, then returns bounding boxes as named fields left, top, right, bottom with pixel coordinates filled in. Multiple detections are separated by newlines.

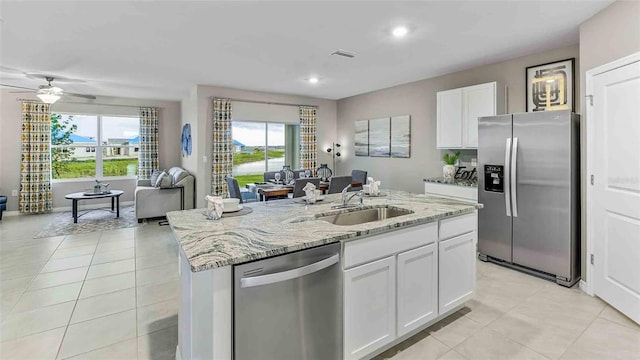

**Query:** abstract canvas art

left=526, top=58, right=574, bottom=112
left=354, top=119, right=369, bottom=156
left=391, top=115, right=410, bottom=158
left=369, top=117, right=390, bottom=157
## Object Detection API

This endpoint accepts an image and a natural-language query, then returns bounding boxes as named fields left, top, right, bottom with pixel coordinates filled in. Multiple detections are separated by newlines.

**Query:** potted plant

left=443, top=151, right=460, bottom=181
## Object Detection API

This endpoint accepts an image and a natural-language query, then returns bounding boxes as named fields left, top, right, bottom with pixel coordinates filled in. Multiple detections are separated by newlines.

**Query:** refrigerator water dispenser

left=484, top=165, right=504, bottom=193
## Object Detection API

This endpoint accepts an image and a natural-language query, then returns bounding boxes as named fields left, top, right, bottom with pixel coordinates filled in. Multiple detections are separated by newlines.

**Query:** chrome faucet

left=340, top=184, right=364, bottom=207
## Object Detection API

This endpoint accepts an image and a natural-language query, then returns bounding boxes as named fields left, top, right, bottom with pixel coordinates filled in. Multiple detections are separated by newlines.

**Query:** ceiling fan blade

left=0, top=83, right=37, bottom=91
left=66, top=92, right=97, bottom=100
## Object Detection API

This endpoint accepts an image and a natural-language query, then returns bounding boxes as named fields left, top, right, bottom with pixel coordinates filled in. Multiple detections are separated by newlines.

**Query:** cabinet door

left=439, top=231, right=476, bottom=314
left=397, top=243, right=438, bottom=337
left=344, top=256, right=396, bottom=360
left=463, top=83, right=496, bottom=148
left=437, top=88, right=463, bottom=148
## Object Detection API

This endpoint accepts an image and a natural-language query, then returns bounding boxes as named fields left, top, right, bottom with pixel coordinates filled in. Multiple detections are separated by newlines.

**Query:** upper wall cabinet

left=437, top=82, right=505, bottom=149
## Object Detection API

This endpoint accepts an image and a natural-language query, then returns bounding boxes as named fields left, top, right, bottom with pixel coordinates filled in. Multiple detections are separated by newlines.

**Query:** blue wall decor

left=181, top=123, right=192, bottom=157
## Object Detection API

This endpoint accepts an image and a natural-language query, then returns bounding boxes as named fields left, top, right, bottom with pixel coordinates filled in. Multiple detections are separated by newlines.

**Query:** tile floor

left=1, top=213, right=639, bottom=360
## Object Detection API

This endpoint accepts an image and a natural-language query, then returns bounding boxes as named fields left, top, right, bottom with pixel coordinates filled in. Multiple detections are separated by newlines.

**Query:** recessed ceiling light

left=308, top=77, right=319, bottom=84
left=392, top=26, right=409, bottom=38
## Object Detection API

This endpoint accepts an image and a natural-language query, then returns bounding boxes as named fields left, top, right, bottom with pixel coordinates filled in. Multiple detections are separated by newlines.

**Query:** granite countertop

left=167, top=190, right=481, bottom=273
left=423, top=177, right=478, bottom=187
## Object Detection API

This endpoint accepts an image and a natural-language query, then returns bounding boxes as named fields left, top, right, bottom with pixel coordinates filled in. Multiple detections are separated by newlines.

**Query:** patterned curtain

left=211, top=99, right=233, bottom=197
left=299, top=106, right=318, bottom=174
left=138, top=107, right=159, bottom=179
left=19, top=102, right=52, bottom=213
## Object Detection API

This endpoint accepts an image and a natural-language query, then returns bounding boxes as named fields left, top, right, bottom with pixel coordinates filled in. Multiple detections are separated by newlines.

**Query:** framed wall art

left=368, top=117, right=390, bottom=157
left=526, top=58, right=574, bottom=112
left=390, top=115, right=411, bottom=158
left=354, top=119, right=369, bottom=156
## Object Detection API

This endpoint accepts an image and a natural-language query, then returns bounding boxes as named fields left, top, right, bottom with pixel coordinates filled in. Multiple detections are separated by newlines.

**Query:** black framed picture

left=526, top=58, right=575, bottom=112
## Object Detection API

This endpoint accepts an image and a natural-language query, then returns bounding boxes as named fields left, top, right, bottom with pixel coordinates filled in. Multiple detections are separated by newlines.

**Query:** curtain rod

left=209, top=97, right=318, bottom=109
left=17, top=99, right=164, bottom=110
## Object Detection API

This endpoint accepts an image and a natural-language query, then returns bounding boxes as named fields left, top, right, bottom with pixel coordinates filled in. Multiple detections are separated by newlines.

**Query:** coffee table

left=65, top=190, right=124, bottom=223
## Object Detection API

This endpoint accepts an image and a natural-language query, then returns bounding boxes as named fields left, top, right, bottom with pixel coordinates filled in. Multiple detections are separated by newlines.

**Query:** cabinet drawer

left=344, top=222, right=437, bottom=270
left=439, top=212, right=476, bottom=240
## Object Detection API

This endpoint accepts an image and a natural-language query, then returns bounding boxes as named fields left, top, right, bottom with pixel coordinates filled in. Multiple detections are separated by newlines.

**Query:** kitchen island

left=168, top=190, right=481, bottom=360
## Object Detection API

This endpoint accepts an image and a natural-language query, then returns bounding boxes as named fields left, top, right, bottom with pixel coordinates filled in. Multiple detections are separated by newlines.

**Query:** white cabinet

left=436, top=88, right=463, bottom=148
left=437, top=82, right=504, bottom=149
left=397, top=243, right=438, bottom=337
left=424, top=182, right=478, bottom=202
left=438, top=231, right=477, bottom=314
left=344, top=256, right=396, bottom=360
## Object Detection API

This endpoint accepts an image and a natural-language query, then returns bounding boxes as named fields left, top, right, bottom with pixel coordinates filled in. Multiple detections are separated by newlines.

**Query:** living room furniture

left=0, top=195, right=7, bottom=220
left=65, top=190, right=124, bottom=224
left=135, top=167, right=195, bottom=222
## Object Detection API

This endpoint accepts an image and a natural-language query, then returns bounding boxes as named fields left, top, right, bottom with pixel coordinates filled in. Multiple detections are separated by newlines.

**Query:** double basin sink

left=315, top=206, right=414, bottom=226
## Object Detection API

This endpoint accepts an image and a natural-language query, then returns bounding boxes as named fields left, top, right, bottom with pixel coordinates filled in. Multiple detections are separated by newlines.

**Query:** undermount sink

left=316, top=206, right=414, bottom=226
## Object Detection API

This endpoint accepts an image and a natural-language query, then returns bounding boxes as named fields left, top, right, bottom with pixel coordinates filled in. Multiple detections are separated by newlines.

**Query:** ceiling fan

left=1, top=76, right=96, bottom=104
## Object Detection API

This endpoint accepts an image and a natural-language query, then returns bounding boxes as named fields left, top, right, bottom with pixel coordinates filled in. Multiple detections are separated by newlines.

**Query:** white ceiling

left=0, top=1, right=612, bottom=101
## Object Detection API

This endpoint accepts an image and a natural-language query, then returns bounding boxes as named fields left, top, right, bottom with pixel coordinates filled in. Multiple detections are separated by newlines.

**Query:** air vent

left=331, top=49, right=356, bottom=58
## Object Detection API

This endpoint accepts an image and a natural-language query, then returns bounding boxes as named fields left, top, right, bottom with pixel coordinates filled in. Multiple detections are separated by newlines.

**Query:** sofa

left=135, top=167, right=195, bottom=222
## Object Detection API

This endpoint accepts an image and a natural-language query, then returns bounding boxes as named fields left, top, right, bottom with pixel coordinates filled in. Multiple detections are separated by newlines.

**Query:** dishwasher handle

left=240, top=254, right=339, bottom=288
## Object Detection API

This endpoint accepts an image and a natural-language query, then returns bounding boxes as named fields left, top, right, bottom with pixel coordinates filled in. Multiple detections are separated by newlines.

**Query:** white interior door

left=592, top=59, right=640, bottom=325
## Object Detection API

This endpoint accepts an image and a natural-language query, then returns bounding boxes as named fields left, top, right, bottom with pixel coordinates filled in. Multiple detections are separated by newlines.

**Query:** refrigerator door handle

left=511, top=137, right=519, bottom=217
left=504, top=138, right=512, bottom=217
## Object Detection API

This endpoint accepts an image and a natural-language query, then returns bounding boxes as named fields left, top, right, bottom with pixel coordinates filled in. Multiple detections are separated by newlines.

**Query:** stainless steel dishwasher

left=234, top=242, right=342, bottom=360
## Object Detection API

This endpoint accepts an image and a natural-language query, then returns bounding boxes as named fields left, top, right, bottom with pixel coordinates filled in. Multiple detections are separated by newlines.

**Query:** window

left=51, top=113, right=139, bottom=180
left=231, top=121, right=300, bottom=187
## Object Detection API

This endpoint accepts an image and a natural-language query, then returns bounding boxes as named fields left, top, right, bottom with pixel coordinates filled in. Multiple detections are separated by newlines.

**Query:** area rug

left=33, top=206, right=139, bottom=238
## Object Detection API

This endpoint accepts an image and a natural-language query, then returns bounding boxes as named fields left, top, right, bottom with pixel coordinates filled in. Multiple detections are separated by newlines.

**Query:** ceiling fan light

left=36, top=92, right=61, bottom=104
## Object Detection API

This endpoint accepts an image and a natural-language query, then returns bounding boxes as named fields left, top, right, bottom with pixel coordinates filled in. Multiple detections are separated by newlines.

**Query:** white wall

left=182, top=85, right=337, bottom=208
left=0, top=90, right=181, bottom=211
left=336, top=44, right=580, bottom=194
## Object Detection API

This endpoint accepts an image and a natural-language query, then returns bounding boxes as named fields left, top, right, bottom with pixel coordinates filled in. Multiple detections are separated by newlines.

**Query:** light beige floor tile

left=0, top=252, right=52, bottom=269
left=86, top=259, right=135, bottom=280
left=28, top=267, right=88, bottom=290
left=12, top=282, right=82, bottom=313
left=0, top=301, right=75, bottom=341
left=1, top=275, right=34, bottom=292
left=41, top=255, right=93, bottom=273
left=64, top=338, right=138, bottom=360
left=135, top=252, right=176, bottom=270
left=79, top=272, right=135, bottom=299
left=95, top=239, right=134, bottom=254
left=454, top=328, right=548, bottom=360
left=137, top=325, right=178, bottom=360
left=375, top=331, right=450, bottom=360
left=0, top=326, right=66, bottom=360
left=0, top=236, right=63, bottom=252
left=136, top=279, right=179, bottom=307
left=136, top=263, right=178, bottom=287
left=560, top=318, right=640, bottom=360
left=0, top=287, right=24, bottom=318
left=438, top=350, right=468, bottom=360
left=58, top=309, right=137, bottom=359
left=598, top=305, right=640, bottom=331
left=0, top=261, right=45, bottom=281
left=91, top=247, right=134, bottom=265
left=51, top=245, right=97, bottom=260
left=0, top=243, right=59, bottom=260
left=136, top=297, right=178, bottom=336
left=100, top=229, right=135, bottom=242
left=489, top=310, right=581, bottom=359
left=71, top=288, right=136, bottom=324
left=430, top=312, right=483, bottom=348
left=64, top=233, right=101, bottom=242
left=58, top=239, right=99, bottom=249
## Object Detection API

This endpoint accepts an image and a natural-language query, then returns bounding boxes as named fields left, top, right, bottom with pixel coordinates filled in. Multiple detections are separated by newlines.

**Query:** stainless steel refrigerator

left=478, top=110, right=580, bottom=287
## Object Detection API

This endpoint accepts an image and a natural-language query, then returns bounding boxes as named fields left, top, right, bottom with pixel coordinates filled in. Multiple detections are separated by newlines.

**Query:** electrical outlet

left=11, top=190, right=18, bottom=197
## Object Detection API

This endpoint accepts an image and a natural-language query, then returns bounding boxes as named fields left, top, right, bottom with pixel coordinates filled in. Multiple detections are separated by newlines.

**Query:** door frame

left=584, top=50, right=640, bottom=296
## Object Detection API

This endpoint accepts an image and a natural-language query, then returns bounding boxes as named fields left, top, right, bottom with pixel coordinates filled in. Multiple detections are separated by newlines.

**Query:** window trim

left=51, top=113, right=139, bottom=181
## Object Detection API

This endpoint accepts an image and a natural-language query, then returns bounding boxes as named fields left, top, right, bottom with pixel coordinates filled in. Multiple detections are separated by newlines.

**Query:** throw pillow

left=154, top=171, right=169, bottom=188
left=150, top=169, right=162, bottom=186
left=159, top=173, right=173, bottom=188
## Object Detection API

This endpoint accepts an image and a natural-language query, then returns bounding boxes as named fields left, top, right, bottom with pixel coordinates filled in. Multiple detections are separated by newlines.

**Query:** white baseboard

left=2, top=201, right=134, bottom=216
left=175, top=345, right=182, bottom=360
left=579, top=280, right=593, bottom=296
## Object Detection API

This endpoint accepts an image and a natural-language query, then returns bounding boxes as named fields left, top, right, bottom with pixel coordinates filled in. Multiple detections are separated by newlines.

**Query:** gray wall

left=336, top=44, right=579, bottom=194
left=0, top=90, right=181, bottom=210
left=182, top=85, right=337, bottom=208
left=578, top=0, right=640, bottom=281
